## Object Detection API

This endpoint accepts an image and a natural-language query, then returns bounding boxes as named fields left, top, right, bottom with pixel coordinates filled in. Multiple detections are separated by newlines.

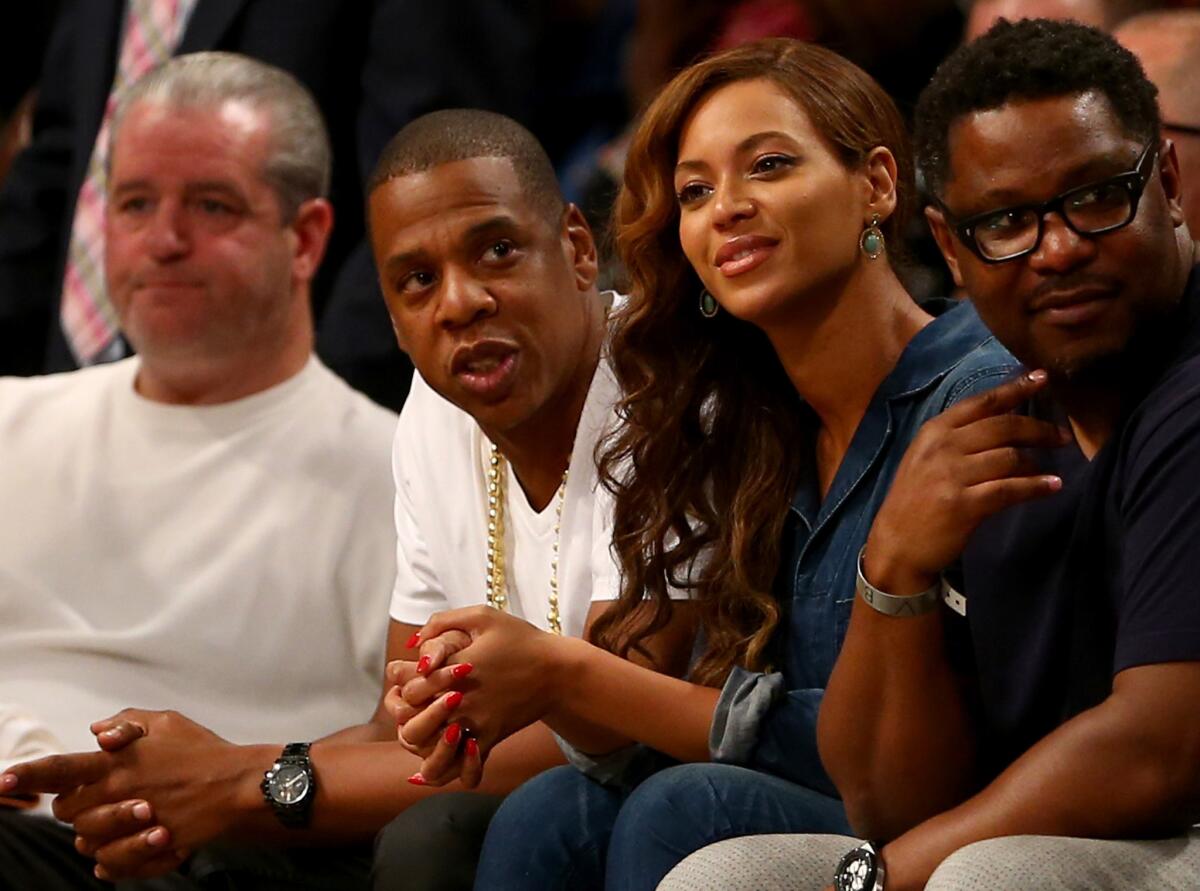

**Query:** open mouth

left=450, top=342, right=520, bottom=399
left=714, top=236, right=778, bottom=278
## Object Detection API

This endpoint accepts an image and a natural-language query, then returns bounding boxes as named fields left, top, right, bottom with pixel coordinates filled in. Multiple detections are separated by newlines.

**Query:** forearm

left=549, top=636, right=718, bottom=763
left=315, top=714, right=395, bottom=746
left=227, top=722, right=564, bottom=844
left=818, top=546, right=975, bottom=839
left=882, top=687, right=1200, bottom=891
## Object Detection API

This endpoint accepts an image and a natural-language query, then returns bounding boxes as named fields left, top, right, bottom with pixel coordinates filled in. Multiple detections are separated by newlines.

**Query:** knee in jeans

left=618, top=764, right=730, bottom=830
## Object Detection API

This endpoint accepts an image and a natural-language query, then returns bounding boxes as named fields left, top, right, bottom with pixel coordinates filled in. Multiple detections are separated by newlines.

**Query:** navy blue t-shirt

left=959, top=264, right=1200, bottom=780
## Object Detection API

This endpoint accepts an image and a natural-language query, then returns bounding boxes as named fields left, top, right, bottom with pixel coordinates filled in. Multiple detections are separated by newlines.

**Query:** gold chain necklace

left=485, top=442, right=567, bottom=635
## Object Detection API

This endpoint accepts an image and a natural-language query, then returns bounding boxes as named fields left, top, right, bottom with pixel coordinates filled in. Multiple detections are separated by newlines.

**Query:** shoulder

left=1118, top=354, right=1200, bottom=479
left=0, top=361, right=129, bottom=426
left=394, top=371, right=473, bottom=446
left=392, top=371, right=478, bottom=486
left=920, top=300, right=1020, bottom=413
left=309, top=360, right=397, bottom=436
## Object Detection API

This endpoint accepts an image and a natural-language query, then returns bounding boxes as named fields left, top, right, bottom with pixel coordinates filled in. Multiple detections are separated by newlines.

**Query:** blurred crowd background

left=2, top=0, right=1198, bottom=412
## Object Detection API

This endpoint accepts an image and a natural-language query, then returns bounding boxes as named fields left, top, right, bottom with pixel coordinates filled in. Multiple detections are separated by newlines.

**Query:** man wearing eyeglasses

left=803, top=17, right=1200, bottom=891
left=1116, top=10, right=1200, bottom=237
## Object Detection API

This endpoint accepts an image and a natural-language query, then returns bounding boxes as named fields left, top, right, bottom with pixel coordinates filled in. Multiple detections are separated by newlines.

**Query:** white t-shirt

left=389, top=358, right=627, bottom=638
left=0, top=357, right=397, bottom=756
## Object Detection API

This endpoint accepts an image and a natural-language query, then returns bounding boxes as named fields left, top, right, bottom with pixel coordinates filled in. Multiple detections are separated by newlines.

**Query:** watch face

left=268, top=765, right=311, bottom=805
left=834, top=847, right=877, bottom=891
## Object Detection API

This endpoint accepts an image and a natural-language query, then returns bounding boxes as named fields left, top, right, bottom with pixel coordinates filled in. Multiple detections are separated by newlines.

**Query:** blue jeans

left=473, top=762, right=852, bottom=891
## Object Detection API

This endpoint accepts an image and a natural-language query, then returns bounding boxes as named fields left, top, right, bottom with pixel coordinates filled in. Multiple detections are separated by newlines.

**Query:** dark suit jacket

left=0, top=0, right=540, bottom=409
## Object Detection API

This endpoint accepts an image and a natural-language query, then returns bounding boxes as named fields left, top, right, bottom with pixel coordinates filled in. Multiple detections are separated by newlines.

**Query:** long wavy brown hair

left=590, top=38, right=914, bottom=686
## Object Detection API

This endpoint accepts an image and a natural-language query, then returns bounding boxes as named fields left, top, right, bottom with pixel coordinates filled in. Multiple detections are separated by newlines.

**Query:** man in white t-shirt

left=0, top=54, right=400, bottom=890
left=363, top=108, right=669, bottom=890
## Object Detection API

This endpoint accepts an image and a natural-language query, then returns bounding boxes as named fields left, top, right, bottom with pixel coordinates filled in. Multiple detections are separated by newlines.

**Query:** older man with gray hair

left=0, top=52, right=398, bottom=889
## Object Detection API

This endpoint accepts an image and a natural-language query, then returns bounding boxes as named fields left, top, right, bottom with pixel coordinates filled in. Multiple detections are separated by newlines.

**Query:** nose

left=436, top=265, right=495, bottom=330
left=710, top=178, right=756, bottom=230
left=145, top=200, right=190, bottom=260
left=1028, top=210, right=1095, bottom=273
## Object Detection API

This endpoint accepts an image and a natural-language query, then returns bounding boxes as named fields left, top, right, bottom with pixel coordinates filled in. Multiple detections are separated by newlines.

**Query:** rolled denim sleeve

left=709, top=666, right=838, bottom=797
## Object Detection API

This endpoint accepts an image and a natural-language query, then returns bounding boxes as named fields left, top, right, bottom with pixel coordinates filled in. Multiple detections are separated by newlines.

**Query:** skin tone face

left=927, top=92, right=1190, bottom=383
left=964, top=0, right=1108, bottom=43
left=368, top=157, right=602, bottom=466
left=1116, top=21, right=1200, bottom=235
left=674, top=78, right=879, bottom=334
left=106, top=99, right=327, bottom=403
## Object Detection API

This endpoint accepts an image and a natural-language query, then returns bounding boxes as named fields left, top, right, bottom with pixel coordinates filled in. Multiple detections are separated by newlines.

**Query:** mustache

left=1027, top=272, right=1120, bottom=303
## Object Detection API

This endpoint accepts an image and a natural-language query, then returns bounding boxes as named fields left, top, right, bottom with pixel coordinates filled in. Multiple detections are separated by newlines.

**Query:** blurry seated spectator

left=1117, top=10, right=1200, bottom=233
left=963, top=0, right=1158, bottom=41
left=0, top=53, right=397, bottom=890
left=0, top=0, right=544, bottom=412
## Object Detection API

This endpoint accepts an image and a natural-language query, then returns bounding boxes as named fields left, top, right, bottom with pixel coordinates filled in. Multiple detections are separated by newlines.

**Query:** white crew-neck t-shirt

left=389, top=355, right=629, bottom=637
left=0, top=357, right=398, bottom=757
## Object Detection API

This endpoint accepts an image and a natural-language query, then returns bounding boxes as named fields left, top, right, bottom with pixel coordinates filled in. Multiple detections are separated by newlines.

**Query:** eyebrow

left=382, top=214, right=522, bottom=275
left=675, top=130, right=797, bottom=174
left=185, top=181, right=246, bottom=198
left=963, top=150, right=1142, bottom=211
left=464, top=214, right=520, bottom=241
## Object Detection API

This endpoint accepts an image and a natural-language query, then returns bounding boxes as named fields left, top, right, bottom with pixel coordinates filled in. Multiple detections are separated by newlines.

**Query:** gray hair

left=108, top=51, right=331, bottom=221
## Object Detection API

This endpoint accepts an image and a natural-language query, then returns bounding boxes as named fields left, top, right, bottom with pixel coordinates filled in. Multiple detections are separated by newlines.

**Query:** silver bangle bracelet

left=855, top=546, right=942, bottom=617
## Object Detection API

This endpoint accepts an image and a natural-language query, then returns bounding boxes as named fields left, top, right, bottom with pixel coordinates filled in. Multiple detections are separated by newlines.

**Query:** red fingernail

left=405, top=633, right=421, bottom=649
left=445, top=691, right=464, bottom=710
left=466, top=738, right=479, bottom=758
left=444, top=723, right=462, bottom=746
left=407, top=773, right=426, bottom=786
left=451, top=663, right=474, bottom=679
left=417, top=655, right=432, bottom=674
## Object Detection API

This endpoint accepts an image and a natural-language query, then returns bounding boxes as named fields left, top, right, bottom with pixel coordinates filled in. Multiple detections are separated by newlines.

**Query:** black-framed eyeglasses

left=936, top=141, right=1159, bottom=263
left=1164, top=121, right=1200, bottom=138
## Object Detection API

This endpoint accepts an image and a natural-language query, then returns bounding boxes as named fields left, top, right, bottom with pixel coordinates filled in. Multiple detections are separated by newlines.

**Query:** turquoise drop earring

left=860, top=214, right=885, bottom=259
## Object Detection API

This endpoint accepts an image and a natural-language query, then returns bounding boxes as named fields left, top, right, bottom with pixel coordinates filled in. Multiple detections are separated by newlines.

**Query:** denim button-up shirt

left=708, top=299, right=1018, bottom=796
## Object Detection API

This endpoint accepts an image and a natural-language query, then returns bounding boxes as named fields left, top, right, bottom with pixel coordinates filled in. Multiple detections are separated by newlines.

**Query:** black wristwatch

left=260, top=742, right=316, bottom=829
left=833, top=840, right=886, bottom=891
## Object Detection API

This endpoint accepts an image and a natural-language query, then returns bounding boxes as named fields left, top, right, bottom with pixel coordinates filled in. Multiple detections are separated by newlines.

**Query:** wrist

left=230, top=744, right=284, bottom=832
left=863, top=535, right=940, bottom=598
left=545, top=635, right=591, bottom=717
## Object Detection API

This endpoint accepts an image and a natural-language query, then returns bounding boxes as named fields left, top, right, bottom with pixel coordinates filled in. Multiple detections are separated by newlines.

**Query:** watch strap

left=261, top=741, right=316, bottom=829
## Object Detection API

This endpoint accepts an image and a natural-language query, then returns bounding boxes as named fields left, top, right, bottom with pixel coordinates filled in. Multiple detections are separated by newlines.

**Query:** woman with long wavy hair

left=388, top=38, right=1016, bottom=890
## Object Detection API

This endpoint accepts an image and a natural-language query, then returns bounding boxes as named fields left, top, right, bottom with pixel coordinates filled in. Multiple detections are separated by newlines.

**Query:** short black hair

left=915, top=18, right=1160, bottom=196
left=368, top=109, right=564, bottom=222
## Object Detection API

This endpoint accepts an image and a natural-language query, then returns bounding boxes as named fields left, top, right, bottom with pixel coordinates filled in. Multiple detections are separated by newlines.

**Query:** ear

left=862, top=146, right=899, bottom=223
left=925, top=204, right=966, bottom=289
left=288, top=197, right=334, bottom=283
left=561, top=203, right=599, bottom=292
left=1158, top=139, right=1187, bottom=228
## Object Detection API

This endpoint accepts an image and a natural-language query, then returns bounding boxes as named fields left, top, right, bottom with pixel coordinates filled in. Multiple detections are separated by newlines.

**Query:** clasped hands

left=386, top=606, right=560, bottom=788
left=0, top=708, right=243, bottom=881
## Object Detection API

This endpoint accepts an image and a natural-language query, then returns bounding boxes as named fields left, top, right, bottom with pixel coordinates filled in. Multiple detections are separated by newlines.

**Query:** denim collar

left=789, top=299, right=995, bottom=536
left=874, top=298, right=996, bottom=400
